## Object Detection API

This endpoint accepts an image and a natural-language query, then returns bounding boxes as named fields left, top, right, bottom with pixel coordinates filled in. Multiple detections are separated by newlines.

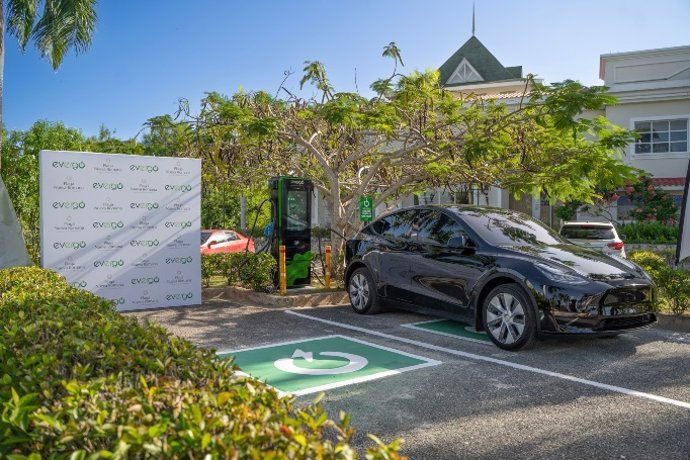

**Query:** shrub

left=0, top=267, right=401, bottom=458
left=628, top=251, right=671, bottom=286
left=617, top=222, right=678, bottom=244
left=202, top=252, right=277, bottom=291
left=665, top=270, right=690, bottom=315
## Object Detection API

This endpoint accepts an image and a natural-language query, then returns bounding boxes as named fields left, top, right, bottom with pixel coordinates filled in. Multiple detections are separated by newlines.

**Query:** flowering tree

left=625, top=176, right=679, bottom=224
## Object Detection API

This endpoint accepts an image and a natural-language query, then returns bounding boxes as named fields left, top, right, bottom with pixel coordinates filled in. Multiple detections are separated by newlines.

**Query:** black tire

left=348, top=267, right=381, bottom=315
left=482, top=284, right=537, bottom=351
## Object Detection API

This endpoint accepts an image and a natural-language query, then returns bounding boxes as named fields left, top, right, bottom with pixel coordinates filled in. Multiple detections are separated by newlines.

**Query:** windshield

left=455, top=208, right=566, bottom=247
left=561, top=226, right=614, bottom=240
left=200, top=231, right=212, bottom=245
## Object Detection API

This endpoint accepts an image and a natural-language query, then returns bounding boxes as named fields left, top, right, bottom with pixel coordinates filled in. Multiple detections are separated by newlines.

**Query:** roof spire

left=472, top=1, right=476, bottom=36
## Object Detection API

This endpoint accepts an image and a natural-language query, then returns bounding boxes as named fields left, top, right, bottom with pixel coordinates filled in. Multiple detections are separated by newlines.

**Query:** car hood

left=501, top=244, right=645, bottom=280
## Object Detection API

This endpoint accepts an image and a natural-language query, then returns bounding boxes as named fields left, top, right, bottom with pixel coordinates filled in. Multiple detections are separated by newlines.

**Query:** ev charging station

left=269, top=176, right=314, bottom=287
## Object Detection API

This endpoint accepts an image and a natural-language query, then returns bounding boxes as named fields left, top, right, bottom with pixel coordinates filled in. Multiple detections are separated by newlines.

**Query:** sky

left=5, top=0, right=690, bottom=140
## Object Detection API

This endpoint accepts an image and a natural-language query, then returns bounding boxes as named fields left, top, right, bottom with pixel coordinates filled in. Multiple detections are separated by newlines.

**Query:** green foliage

left=202, top=252, right=277, bottom=291
left=0, top=266, right=401, bottom=457
left=554, top=202, right=580, bottom=221
left=623, top=176, right=679, bottom=223
left=153, top=46, right=640, bottom=273
left=618, top=222, right=679, bottom=244
left=628, top=251, right=671, bottom=286
left=6, top=0, right=98, bottom=70
left=664, top=270, right=690, bottom=315
left=629, top=250, right=690, bottom=315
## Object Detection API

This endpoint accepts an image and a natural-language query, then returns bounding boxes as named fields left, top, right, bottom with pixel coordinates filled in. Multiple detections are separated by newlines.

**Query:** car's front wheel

left=483, top=284, right=537, bottom=351
left=348, top=267, right=381, bottom=315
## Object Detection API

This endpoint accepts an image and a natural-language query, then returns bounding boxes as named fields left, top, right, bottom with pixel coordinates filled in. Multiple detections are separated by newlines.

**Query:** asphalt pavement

left=128, top=299, right=690, bottom=460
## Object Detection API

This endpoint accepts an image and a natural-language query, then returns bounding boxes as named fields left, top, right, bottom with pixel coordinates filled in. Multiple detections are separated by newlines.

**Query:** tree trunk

left=0, top=4, right=5, bottom=172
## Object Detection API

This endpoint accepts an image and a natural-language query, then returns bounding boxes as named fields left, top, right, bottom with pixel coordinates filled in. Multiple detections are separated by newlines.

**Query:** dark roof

left=439, top=36, right=523, bottom=87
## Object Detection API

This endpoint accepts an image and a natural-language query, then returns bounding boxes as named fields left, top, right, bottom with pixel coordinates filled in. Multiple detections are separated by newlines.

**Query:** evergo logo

left=52, top=201, right=86, bottom=209
left=164, top=220, right=192, bottom=229
left=166, top=292, right=194, bottom=301
left=165, top=256, right=193, bottom=265
left=131, top=276, right=160, bottom=285
left=53, top=240, right=87, bottom=250
left=71, top=280, right=88, bottom=288
left=52, top=160, right=86, bottom=170
left=165, top=184, right=192, bottom=192
left=94, top=259, right=125, bottom=268
left=129, top=239, right=159, bottom=247
left=130, top=202, right=159, bottom=210
left=93, top=220, right=125, bottom=229
left=129, top=164, right=159, bottom=173
left=93, top=182, right=124, bottom=190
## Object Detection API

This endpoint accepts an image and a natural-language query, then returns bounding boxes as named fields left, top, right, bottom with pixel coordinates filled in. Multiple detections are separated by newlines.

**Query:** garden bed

left=204, top=285, right=349, bottom=308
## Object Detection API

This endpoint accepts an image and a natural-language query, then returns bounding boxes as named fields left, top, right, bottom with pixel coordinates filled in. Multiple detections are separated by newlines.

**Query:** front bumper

left=537, top=281, right=658, bottom=334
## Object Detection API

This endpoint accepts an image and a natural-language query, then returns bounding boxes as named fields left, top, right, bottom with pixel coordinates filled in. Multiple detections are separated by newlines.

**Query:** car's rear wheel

left=483, top=284, right=537, bottom=351
left=348, top=267, right=381, bottom=314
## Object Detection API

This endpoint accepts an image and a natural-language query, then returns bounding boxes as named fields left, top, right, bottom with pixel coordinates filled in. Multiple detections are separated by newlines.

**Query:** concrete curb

left=203, top=285, right=349, bottom=308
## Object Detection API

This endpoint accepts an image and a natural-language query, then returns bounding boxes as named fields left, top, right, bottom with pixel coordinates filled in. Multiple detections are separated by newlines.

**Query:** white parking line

left=286, top=310, right=690, bottom=410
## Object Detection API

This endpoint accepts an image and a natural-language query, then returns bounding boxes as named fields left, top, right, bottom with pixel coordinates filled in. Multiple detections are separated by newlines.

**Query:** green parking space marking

left=217, top=335, right=440, bottom=396
left=402, top=319, right=491, bottom=345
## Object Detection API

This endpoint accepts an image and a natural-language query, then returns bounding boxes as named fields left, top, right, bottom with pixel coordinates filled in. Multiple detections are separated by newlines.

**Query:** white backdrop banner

left=39, top=150, right=201, bottom=311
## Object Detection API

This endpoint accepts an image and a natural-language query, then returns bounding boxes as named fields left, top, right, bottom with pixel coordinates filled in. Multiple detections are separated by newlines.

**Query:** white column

left=494, top=187, right=503, bottom=208
left=532, top=194, right=541, bottom=219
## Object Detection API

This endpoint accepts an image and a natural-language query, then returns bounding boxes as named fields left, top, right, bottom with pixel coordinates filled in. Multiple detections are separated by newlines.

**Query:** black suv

left=344, top=206, right=657, bottom=350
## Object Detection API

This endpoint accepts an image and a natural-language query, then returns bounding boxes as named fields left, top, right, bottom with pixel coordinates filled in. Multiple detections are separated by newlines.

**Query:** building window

left=634, top=118, right=688, bottom=154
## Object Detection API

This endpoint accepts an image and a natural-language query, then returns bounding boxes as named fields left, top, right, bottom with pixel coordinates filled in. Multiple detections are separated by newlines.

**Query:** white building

left=597, top=45, right=690, bottom=221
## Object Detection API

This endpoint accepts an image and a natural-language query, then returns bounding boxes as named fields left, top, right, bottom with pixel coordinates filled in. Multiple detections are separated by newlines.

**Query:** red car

left=200, top=229, right=255, bottom=254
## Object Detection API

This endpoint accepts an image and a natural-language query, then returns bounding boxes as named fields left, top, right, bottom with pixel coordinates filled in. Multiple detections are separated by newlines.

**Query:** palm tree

left=0, top=0, right=98, bottom=170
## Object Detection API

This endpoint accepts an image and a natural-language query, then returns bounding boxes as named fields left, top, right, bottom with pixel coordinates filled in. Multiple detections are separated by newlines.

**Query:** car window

left=560, top=226, right=615, bottom=240
left=201, top=231, right=212, bottom=245
left=371, top=210, right=417, bottom=240
left=224, top=231, right=239, bottom=241
left=458, top=209, right=565, bottom=247
left=417, top=211, right=468, bottom=246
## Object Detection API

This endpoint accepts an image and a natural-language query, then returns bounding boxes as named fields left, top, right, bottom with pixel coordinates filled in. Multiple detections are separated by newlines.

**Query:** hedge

left=617, top=222, right=678, bottom=244
left=0, top=267, right=402, bottom=458
left=202, top=252, right=277, bottom=291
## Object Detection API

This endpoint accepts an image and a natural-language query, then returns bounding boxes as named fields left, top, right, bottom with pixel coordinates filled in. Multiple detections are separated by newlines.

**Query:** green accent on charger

left=287, top=251, right=312, bottom=286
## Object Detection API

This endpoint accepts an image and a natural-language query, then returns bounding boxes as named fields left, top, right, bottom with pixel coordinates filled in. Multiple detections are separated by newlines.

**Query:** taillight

left=608, top=241, right=624, bottom=250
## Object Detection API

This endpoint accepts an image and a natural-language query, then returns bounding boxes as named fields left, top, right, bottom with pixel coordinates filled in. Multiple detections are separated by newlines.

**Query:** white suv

left=559, top=221, right=626, bottom=258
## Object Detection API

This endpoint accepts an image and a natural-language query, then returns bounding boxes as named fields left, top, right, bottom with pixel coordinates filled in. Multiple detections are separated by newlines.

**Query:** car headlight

left=535, top=262, right=588, bottom=285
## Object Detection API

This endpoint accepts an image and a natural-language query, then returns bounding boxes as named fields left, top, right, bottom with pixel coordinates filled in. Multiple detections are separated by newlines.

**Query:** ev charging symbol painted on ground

left=219, top=335, right=440, bottom=396
left=274, top=349, right=369, bottom=375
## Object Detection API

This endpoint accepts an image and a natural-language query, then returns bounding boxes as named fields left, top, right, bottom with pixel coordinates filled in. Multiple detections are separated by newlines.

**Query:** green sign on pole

left=359, top=196, right=374, bottom=222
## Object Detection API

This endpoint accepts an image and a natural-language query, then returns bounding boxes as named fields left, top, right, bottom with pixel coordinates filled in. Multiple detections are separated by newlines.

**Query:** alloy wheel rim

left=486, top=292, right=526, bottom=345
left=349, top=273, right=370, bottom=311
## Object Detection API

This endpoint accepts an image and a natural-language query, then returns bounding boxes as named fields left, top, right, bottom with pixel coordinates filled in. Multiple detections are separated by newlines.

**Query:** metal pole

left=240, top=195, right=247, bottom=232
left=279, top=245, right=287, bottom=294
left=325, top=245, right=331, bottom=289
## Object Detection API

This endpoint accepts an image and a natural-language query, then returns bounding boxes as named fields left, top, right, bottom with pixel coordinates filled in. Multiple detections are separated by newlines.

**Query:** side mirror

left=207, top=240, right=218, bottom=248
left=447, top=235, right=470, bottom=249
